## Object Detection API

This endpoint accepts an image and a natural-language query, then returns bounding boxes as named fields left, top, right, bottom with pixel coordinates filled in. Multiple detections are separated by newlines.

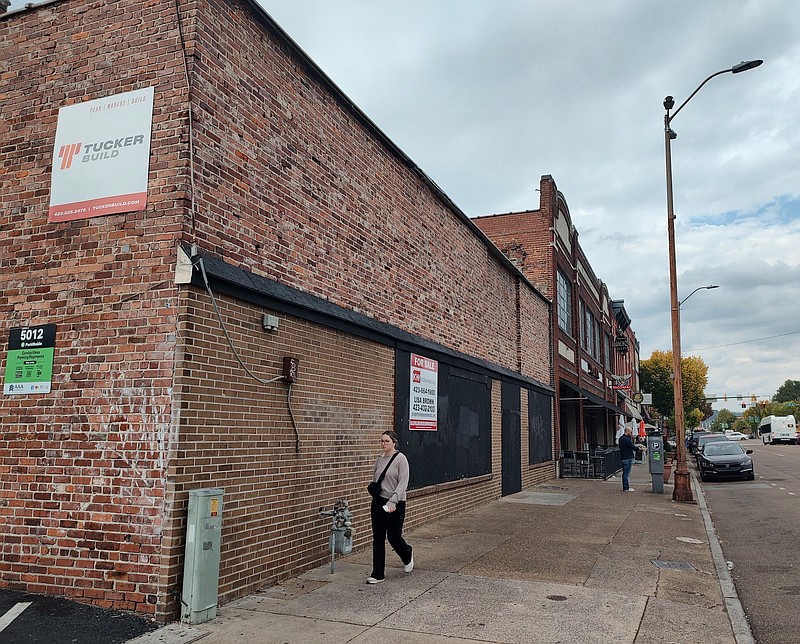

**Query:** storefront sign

left=49, top=87, right=154, bottom=223
left=611, top=373, right=632, bottom=390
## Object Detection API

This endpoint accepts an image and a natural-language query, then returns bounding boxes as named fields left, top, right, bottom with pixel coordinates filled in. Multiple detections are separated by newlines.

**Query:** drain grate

left=651, top=560, right=696, bottom=572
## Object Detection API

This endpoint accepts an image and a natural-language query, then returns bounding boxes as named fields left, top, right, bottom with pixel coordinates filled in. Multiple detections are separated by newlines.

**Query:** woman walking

left=367, top=430, right=413, bottom=584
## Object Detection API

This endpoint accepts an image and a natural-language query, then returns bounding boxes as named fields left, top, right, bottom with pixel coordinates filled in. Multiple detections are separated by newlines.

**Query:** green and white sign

left=3, top=324, right=56, bottom=395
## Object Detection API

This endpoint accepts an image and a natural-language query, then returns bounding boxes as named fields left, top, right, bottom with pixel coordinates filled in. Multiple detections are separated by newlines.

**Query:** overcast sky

left=252, top=0, right=800, bottom=412
left=9, top=1, right=799, bottom=411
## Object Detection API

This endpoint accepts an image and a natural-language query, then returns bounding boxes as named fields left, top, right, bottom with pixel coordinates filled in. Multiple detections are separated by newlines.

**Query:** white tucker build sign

left=49, top=87, right=154, bottom=223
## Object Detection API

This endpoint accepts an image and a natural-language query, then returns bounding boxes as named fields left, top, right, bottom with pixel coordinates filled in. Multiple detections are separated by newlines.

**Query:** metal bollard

left=318, top=499, right=354, bottom=574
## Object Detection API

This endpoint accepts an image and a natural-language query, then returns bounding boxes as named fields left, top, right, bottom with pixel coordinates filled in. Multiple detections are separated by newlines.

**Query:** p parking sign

left=3, top=324, right=56, bottom=395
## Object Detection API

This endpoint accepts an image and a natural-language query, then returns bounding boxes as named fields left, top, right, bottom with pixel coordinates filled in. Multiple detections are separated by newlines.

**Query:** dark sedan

left=688, top=430, right=711, bottom=454
left=693, top=433, right=728, bottom=463
left=697, top=441, right=755, bottom=481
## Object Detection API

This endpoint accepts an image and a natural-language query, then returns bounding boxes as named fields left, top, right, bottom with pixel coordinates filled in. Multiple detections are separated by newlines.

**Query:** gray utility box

left=646, top=430, right=664, bottom=494
left=181, top=488, right=224, bottom=625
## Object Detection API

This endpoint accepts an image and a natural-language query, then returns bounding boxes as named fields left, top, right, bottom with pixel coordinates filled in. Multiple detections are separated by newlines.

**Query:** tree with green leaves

left=640, top=350, right=709, bottom=431
left=731, top=418, right=751, bottom=434
left=711, top=408, right=737, bottom=433
left=774, top=380, right=800, bottom=403
left=686, top=408, right=704, bottom=430
left=744, top=400, right=797, bottom=423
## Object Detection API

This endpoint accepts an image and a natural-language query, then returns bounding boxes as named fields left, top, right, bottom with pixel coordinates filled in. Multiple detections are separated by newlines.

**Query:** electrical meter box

left=181, top=488, right=224, bottom=624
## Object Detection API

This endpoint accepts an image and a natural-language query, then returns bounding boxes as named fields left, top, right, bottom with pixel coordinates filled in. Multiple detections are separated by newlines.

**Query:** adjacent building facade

left=0, top=0, right=554, bottom=621
left=474, top=176, right=643, bottom=459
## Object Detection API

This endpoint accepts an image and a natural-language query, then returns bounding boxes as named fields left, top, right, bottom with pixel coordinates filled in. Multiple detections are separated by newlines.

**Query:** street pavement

left=124, top=461, right=753, bottom=644
left=0, top=463, right=750, bottom=643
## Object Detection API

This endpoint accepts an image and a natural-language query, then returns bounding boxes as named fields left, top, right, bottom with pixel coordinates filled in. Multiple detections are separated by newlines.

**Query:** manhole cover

left=651, top=560, right=696, bottom=572
left=546, top=595, right=568, bottom=601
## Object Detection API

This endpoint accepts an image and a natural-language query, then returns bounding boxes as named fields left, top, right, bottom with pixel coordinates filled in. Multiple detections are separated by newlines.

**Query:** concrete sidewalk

left=131, top=463, right=751, bottom=644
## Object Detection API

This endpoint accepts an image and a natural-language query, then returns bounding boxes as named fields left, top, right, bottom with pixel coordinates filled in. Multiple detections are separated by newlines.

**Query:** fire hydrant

left=318, top=499, right=354, bottom=573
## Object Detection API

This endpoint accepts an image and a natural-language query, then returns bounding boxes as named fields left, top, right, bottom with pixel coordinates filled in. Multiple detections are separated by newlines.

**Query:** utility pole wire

left=687, top=329, right=800, bottom=352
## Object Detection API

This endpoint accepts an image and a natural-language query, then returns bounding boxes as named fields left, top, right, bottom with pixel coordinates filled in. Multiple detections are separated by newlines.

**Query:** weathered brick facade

left=474, top=175, right=642, bottom=456
left=1, top=0, right=552, bottom=622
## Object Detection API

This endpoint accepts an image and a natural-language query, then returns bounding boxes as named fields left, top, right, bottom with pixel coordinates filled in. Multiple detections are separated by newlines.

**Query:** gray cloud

left=257, top=0, right=800, bottom=408
left=10, top=0, right=798, bottom=408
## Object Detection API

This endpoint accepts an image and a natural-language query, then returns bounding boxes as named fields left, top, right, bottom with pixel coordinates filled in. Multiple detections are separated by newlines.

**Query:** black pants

left=370, top=497, right=412, bottom=579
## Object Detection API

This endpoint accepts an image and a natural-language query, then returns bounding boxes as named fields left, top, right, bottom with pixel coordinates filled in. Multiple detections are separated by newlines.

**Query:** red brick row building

left=0, top=0, right=558, bottom=622
left=474, top=175, right=643, bottom=459
left=0, top=0, right=641, bottom=622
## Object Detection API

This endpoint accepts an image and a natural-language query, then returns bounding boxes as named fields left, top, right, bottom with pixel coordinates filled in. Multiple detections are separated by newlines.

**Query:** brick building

left=474, top=175, right=643, bottom=459
left=0, top=0, right=553, bottom=621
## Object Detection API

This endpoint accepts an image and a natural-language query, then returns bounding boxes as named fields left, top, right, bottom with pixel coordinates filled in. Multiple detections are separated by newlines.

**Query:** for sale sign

left=49, top=87, right=154, bottom=223
left=409, top=353, right=438, bottom=431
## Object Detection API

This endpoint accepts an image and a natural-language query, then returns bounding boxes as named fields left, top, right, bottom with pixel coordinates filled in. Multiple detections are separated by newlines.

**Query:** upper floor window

left=557, top=270, right=572, bottom=334
left=580, top=299, right=600, bottom=360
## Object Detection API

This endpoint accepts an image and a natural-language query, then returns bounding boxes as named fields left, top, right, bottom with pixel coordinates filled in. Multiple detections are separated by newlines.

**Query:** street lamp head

left=678, top=284, right=721, bottom=307
left=731, top=59, right=763, bottom=74
left=666, top=60, right=763, bottom=125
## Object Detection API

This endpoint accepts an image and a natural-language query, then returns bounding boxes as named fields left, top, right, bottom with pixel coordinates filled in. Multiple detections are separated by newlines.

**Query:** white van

left=758, top=415, right=797, bottom=445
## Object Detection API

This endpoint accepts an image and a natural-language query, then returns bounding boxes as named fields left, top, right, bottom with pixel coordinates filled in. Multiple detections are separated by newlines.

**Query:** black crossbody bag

left=367, top=451, right=399, bottom=498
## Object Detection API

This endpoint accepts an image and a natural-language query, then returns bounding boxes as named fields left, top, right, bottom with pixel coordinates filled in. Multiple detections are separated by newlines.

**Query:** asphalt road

left=0, top=588, right=157, bottom=644
left=698, top=440, right=800, bottom=644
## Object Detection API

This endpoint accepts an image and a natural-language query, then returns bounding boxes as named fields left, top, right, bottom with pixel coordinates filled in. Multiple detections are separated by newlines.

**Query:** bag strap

left=375, top=451, right=400, bottom=484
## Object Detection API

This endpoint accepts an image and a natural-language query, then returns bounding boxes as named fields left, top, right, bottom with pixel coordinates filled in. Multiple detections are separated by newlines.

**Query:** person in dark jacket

left=618, top=426, right=641, bottom=492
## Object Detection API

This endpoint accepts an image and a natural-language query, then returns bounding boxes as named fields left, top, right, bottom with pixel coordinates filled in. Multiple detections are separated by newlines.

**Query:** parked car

left=697, top=441, right=755, bottom=481
left=694, top=433, right=729, bottom=464
left=688, top=430, right=711, bottom=455
left=725, top=431, right=749, bottom=441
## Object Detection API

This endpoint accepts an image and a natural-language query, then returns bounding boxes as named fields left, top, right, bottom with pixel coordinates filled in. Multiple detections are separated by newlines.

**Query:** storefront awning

left=560, top=381, right=624, bottom=415
left=625, top=401, right=642, bottom=420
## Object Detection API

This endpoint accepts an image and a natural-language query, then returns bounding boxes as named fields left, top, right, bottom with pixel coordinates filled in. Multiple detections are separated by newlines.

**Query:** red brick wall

left=474, top=209, right=554, bottom=301
left=162, top=287, right=537, bottom=617
left=0, top=0, right=552, bottom=621
left=186, top=0, right=542, bottom=376
left=164, top=288, right=396, bottom=612
left=0, top=0, right=189, bottom=617
left=519, top=284, right=552, bottom=390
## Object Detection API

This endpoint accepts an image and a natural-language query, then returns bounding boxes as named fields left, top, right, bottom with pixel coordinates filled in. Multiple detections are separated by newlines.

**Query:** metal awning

left=560, top=381, right=624, bottom=415
left=625, top=401, right=642, bottom=420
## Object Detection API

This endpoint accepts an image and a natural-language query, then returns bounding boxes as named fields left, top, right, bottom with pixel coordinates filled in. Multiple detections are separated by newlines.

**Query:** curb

left=692, top=474, right=754, bottom=644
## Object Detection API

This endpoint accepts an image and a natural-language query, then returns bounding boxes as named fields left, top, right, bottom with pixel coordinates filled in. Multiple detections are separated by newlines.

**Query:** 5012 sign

left=18, top=327, right=48, bottom=345
left=3, top=324, right=57, bottom=395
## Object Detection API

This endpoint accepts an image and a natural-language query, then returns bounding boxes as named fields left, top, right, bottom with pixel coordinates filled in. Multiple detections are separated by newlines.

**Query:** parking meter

left=646, top=428, right=664, bottom=494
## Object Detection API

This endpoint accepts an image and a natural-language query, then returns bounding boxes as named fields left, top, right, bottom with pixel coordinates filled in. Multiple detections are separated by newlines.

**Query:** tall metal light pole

left=664, top=60, right=762, bottom=503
